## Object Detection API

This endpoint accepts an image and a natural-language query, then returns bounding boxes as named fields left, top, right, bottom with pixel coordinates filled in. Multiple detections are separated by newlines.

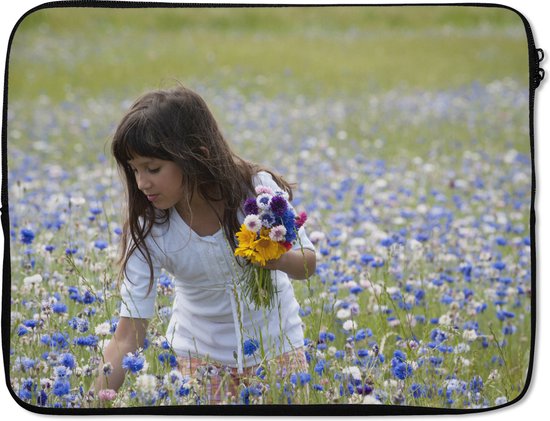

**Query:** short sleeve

left=254, top=171, right=315, bottom=252
left=119, top=245, right=161, bottom=319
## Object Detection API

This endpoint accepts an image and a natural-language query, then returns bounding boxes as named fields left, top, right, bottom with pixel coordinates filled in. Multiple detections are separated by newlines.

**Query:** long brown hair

left=111, top=85, right=292, bottom=292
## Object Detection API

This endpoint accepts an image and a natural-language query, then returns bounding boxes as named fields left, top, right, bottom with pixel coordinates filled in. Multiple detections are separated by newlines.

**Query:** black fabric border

left=1, top=1, right=540, bottom=415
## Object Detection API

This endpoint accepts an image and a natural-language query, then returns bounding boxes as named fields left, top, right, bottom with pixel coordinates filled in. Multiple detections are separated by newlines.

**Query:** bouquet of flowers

left=235, top=184, right=307, bottom=309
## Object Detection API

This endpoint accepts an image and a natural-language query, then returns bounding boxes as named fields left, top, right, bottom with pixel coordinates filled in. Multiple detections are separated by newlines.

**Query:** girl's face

left=128, top=155, right=186, bottom=210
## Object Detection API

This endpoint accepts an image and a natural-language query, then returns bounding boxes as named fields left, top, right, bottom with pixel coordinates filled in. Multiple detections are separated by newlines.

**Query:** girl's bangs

left=114, top=120, right=171, bottom=165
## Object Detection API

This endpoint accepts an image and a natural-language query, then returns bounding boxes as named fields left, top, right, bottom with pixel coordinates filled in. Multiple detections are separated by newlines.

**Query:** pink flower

left=98, top=389, right=117, bottom=401
left=295, top=211, right=308, bottom=228
left=255, top=186, right=274, bottom=195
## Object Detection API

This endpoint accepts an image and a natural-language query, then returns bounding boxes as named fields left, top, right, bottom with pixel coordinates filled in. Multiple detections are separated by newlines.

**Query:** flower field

left=6, top=77, right=532, bottom=409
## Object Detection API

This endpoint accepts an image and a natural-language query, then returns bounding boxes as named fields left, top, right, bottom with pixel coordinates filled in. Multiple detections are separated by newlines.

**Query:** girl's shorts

left=177, top=347, right=308, bottom=404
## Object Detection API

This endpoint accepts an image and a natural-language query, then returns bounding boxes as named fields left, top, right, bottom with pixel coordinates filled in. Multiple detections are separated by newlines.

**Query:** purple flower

left=244, top=198, right=259, bottom=215
left=270, top=195, right=288, bottom=216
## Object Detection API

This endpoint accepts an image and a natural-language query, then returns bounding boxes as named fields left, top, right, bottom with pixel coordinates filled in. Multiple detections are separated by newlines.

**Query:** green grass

left=8, top=5, right=529, bottom=101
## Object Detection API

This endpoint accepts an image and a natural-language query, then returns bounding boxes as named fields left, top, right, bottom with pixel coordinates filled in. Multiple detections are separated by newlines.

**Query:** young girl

left=94, top=86, right=316, bottom=404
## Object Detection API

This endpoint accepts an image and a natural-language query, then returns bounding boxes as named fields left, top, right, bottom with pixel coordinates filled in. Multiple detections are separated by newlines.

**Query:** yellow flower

left=235, top=225, right=266, bottom=266
left=255, top=228, right=287, bottom=263
left=235, top=225, right=286, bottom=267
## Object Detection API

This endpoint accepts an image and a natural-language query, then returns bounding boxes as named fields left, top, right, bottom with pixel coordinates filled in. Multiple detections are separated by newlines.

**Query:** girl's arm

left=263, top=248, right=316, bottom=280
left=94, top=317, right=148, bottom=393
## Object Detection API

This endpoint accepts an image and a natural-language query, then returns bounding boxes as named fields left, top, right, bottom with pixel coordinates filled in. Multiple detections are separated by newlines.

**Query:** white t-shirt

left=119, top=171, right=315, bottom=371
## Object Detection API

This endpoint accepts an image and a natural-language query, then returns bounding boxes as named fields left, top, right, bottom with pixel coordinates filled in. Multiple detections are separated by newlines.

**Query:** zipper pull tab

left=534, top=48, right=545, bottom=89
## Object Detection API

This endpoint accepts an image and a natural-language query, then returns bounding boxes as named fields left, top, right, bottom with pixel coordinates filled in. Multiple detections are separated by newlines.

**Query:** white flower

left=342, top=319, right=357, bottom=331
left=136, top=374, right=158, bottom=403
left=23, top=274, right=43, bottom=288
left=256, top=193, right=272, bottom=210
left=95, top=322, right=111, bottom=336
left=342, top=366, right=362, bottom=381
left=269, top=225, right=287, bottom=242
left=69, top=196, right=86, bottom=206
left=363, top=395, right=382, bottom=405
left=462, top=329, right=478, bottom=342
left=495, top=396, right=508, bottom=406
left=309, top=231, right=326, bottom=243
left=336, top=308, right=351, bottom=320
left=164, top=370, right=184, bottom=390
left=439, top=314, right=453, bottom=326
left=243, top=214, right=262, bottom=233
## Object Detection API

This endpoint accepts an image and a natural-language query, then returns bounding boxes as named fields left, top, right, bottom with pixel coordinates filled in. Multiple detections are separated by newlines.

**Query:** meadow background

left=5, top=4, right=533, bottom=411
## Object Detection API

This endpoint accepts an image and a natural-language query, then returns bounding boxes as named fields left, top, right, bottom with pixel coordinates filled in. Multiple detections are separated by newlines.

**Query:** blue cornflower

left=260, top=213, right=275, bottom=228
left=502, top=325, right=516, bottom=335
left=90, top=207, right=102, bottom=215
left=37, top=389, right=48, bottom=406
left=23, top=319, right=38, bottom=329
left=493, top=261, right=506, bottom=271
left=41, top=332, right=70, bottom=349
left=52, top=378, right=70, bottom=397
left=59, top=353, right=76, bottom=369
left=429, top=328, right=448, bottom=344
left=256, top=366, right=266, bottom=379
left=82, top=290, right=96, bottom=304
left=496, top=310, right=515, bottom=321
left=298, top=372, right=311, bottom=386
left=240, top=387, right=251, bottom=404
left=393, top=349, right=407, bottom=362
left=360, top=254, right=374, bottom=265
left=391, top=360, right=413, bottom=380
left=18, top=378, right=34, bottom=400
left=410, top=383, right=428, bottom=399
left=350, top=286, right=363, bottom=294
left=469, top=375, right=483, bottom=393
left=243, top=339, right=260, bottom=356
left=314, top=360, right=326, bottom=375
left=20, top=357, right=36, bottom=371
left=68, top=317, right=89, bottom=333
left=20, top=229, right=35, bottom=245
left=299, top=306, right=312, bottom=317
left=17, top=326, right=29, bottom=336
left=52, top=302, right=67, bottom=314
left=380, top=237, right=394, bottom=247
left=55, top=366, right=70, bottom=379
left=72, top=335, right=99, bottom=347
left=122, top=353, right=145, bottom=373
left=334, top=350, right=346, bottom=359
left=158, top=274, right=173, bottom=288
left=94, top=240, right=108, bottom=250
left=158, top=353, right=178, bottom=368
left=357, top=349, right=370, bottom=358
